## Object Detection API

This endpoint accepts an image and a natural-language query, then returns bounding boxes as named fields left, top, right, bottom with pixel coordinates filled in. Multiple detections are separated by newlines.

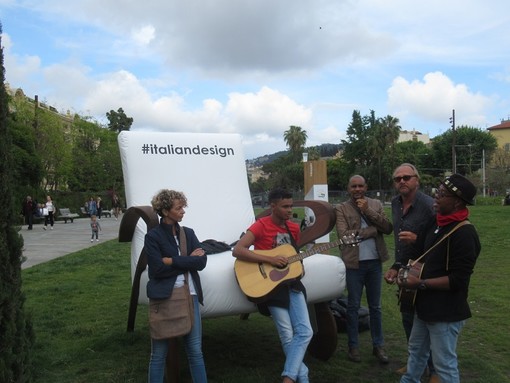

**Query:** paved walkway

left=20, top=215, right=122, bottom=269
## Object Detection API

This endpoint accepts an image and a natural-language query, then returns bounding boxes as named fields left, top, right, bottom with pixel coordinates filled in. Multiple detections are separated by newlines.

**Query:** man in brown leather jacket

left=335, top=175, right=393, bottom=364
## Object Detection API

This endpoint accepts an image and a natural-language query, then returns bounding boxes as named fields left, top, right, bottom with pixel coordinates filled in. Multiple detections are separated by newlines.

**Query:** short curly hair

left=151, top=189, right=188, bottom=216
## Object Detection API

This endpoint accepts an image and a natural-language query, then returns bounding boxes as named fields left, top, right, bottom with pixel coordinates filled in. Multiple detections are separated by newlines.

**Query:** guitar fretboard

left=287, top=236, right=359, bottom=264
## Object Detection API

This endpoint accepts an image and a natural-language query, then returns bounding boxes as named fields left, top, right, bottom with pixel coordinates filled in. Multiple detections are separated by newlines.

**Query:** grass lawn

left=22, top=205, right=510, bottom=382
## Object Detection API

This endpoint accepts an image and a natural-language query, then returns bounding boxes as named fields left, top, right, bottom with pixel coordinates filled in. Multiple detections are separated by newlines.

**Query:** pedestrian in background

left=97, top=197, right=103, bottom=219
left=44, top=195, right=55, bottom=230
left=90, top=214, right=101, bottom=242
left=22, top=195, right=35, bottom=230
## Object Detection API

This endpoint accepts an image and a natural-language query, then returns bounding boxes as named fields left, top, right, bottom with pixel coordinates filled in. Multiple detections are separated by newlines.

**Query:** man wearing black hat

left=398, top=174, right=481, bottom=383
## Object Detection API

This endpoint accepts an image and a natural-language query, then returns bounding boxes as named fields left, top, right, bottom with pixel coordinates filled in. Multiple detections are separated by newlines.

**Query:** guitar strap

left=284, top=222, right=299, bottom=252
left=410, top=220, right=471, bottom=267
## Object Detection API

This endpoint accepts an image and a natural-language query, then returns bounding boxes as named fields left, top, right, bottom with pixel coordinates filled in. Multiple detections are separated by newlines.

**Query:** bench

left=80, top=206, right=112, bottom=218
left=101, top=209, right=112, bottom=218
left=58, top=208, right=79, bottom=223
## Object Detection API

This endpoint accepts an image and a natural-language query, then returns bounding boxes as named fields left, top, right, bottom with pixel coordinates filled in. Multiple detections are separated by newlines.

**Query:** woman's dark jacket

left=145, top=222, right=207, bottom=304
left=416, top=220, right=481, bottom=322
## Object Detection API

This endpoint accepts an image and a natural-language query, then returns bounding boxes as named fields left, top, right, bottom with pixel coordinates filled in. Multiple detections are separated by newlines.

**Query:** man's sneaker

left=347, top=348, right=361, bottom=363
left=43, top=226, right=46, bottom=230
left=91, top=239, right=93, bottom=242
left=373, top=346, right=389, bottom=364
left=96, top=239, right=99, bottom=242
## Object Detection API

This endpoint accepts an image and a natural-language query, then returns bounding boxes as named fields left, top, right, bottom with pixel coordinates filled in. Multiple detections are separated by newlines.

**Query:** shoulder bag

left=149, top=227, right=195, bottom=339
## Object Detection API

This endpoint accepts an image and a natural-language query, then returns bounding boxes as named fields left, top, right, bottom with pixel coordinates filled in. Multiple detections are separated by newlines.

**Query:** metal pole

left=482, top=149, right=486, bottom=197
left=451, top=109, right=456, bottom=173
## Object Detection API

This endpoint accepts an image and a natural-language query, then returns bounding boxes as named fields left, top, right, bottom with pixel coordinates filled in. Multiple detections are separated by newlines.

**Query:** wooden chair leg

left=164, top=338, right=180, bottom=383
left=307, top=301, right=338, bottom=361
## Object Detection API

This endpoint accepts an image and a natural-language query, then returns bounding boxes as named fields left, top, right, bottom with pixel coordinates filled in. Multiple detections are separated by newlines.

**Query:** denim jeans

left=148, top=295, right=207, bottom=383
left=268, top=289, right=313, bottom=383
left=402, top=309, right=435, bottom=373
left=401, top=315, right=465, bottom=383
left=345, top=260, right=384, bottom=349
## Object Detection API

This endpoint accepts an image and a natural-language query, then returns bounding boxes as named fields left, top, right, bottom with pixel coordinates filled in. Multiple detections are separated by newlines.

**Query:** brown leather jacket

left=335, top=197, right=393, bottom=269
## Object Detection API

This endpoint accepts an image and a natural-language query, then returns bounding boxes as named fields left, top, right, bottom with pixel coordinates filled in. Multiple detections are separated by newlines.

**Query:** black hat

left=441, top=174, right=476, bottom=205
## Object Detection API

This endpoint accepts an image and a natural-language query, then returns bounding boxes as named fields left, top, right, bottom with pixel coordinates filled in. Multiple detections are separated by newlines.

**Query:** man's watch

left=418, top=280, right=428, bottom=290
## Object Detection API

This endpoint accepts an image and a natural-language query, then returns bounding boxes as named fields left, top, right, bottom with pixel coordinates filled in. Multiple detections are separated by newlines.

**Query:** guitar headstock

left=340, top=233, right=362, bottom=247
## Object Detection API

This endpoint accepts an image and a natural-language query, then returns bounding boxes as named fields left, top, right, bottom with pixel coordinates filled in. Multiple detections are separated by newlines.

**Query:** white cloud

left=387, top=72, right=492, bottom=127
left=131, top=25, right=156, bottom=46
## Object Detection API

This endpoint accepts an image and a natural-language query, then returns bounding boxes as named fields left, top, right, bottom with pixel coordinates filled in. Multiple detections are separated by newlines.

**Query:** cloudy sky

left=1, top=0, right=509, bottom=159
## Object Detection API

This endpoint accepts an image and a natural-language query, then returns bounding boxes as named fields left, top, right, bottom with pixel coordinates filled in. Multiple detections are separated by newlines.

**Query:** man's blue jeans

left=148, top=295, right=207, bottom=383
left=345, top=259, right=384, bottom=348
left=268, top=289, right=313, bottom=383
left=401, top=315, right=465, bottom=383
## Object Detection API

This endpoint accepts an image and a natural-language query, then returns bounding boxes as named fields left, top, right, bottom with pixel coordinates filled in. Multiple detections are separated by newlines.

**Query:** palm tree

left=284, top=125, right=308, bottom=162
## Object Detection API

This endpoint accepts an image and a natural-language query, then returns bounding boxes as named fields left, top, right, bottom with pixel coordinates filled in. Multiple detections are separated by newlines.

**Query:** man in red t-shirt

left=233, top=188, right=312, bottom=383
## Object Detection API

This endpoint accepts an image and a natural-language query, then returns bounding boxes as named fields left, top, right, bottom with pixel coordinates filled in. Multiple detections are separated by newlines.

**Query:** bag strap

left=410, top=220, right=470, bottom=266
left=178, top=226, right=190, bottom=285
left=284, top=222, right=299, bottom=252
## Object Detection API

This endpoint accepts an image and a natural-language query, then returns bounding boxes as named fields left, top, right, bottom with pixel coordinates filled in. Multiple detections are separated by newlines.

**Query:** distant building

left=246, top=163, right=269, bottom=183
left=398, top=129, right=430, bottom=144
left=487, top=118, right=510, bottom=151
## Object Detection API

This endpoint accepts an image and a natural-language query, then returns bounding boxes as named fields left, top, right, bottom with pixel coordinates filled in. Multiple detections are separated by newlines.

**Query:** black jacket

left=416, top=220, right=481, bottom=322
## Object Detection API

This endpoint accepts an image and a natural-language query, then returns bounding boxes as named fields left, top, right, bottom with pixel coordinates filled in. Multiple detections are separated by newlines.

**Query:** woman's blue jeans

left=148, top=295, right=207, bottom=383
left=401, top=315, right=465, bottom=383
left=345, top=259, right=384, bottom=348
left=268, top=289, right=313, bottom=383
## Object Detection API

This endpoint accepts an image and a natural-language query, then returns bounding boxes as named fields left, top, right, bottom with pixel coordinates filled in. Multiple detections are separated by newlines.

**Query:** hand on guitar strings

left=396, top=270, right=421, bottom=289
left=269, top=255, right=289, bottom=268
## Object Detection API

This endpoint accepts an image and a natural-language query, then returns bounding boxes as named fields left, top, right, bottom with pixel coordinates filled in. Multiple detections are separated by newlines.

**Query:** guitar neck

left=287, top=238, right=347, bottom=264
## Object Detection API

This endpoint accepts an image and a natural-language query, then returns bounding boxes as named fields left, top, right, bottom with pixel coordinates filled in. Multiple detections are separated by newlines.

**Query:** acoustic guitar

left=234, top=235, right=360, bottom=300
left=397, top=260, right=425, bottom=312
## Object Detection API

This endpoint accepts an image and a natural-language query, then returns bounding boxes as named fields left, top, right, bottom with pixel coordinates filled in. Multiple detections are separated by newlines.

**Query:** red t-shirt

left=248, top=216, right=300, bottom=250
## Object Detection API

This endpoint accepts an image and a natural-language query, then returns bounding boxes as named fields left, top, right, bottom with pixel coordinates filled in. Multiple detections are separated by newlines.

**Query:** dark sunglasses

left=393, top=175, right=417, bottom=183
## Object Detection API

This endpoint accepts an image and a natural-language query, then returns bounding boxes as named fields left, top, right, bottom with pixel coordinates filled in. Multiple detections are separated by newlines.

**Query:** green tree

left=106, top=107, right=133, bottom=133
left=283, top=125, right=307, bottom=162
left=341, top=110, right=401, bottom=189
left=36, top=110, right=73, bottom=190
left=341, top=110, right=373, bottom=169
left=0, top=23, right=35, bottom=382
left=431, top=126, right=497, bottom=175
left=69, top=117, right=123, bottom=193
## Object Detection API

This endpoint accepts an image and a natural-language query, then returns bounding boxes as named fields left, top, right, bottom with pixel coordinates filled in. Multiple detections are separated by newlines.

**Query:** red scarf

left=436, top=208, right=469, bottom=227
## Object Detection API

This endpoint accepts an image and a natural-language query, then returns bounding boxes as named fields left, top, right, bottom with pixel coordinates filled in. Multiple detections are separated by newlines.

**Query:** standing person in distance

left=384, top=163, right=437, bottom=380
left=112, top=194, right=121, bottom=220
left=22, top=195, right=35, bottom=230
left=335, top=175, right=393, bottom=364
left=96, top=197, right=103, bottom=220
left=145, top=189, right=208, bottom=383
left=87, top=197, right=97, bottom=217
left=399, top=174, right=481, bottom=383
left=233, top=188, right=313, bottom=383
left=44, top=195, right=56, bottom=230
left=90, top=214, right=101, bottom=242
